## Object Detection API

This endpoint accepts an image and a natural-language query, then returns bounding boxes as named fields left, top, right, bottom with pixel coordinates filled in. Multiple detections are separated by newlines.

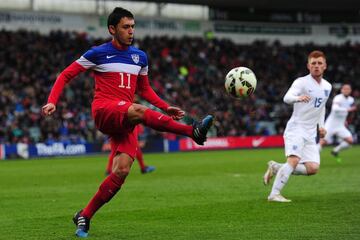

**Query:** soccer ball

left=225, top=67, right=257, bottom=98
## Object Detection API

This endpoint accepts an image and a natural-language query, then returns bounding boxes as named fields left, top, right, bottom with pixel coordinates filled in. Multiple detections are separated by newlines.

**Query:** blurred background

left=0, top=0, right=359, bottom=158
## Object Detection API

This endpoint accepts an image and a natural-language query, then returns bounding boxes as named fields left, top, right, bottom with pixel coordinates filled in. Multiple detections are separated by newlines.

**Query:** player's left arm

left=348, top=98, right=357, bottom=112
left=318, top=107, right=327, bottom=138
left=137, top=75, right=185, bottom=120
left=318, top=84, right=332, bottom=138
left=332, top=99, right=348, bottom=112
left=136, top=74, right=169, bottom=111
left=136, top=52, right=184, bottom=120
left=348, top=106, right=357, bottom=112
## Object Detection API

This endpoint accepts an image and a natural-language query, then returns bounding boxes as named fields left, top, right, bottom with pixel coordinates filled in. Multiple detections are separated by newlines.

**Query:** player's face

left=341, top=85, right=352, bottom=96
left=307, top=57, right=327, bottom=79
left=110, top=17, right=135, bottom=46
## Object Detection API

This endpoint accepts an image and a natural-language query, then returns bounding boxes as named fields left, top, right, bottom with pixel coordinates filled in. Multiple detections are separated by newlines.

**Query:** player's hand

left=318, top=127, right=327, bottom=138
left=166, top=106, right=185, bottom=120
left=42, top=103, right=56, bottom=116
left=298, top=95, right=311, bottom=103
left=348, top=106, right=357, bottom=112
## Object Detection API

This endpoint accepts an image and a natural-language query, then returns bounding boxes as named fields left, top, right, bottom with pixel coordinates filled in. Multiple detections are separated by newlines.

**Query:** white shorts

left=324, top=126, right=352, bottom=144
left=284, top=134, right=320, bottom=164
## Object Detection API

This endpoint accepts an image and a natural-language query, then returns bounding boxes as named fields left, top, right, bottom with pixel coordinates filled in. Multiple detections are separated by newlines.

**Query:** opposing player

left=319, top=84, right=356, bottom=160
left=42, top=7, right=213, bottom=237
left=135, top=125, right=156, bottom=173
left=263, top=50, right=332, bottom=202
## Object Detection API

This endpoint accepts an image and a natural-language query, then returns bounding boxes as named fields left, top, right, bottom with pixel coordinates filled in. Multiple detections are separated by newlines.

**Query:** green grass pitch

left=0, top=147, right=359, bottom=240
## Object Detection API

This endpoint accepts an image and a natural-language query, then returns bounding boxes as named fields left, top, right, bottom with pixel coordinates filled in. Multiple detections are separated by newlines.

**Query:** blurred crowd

left=0, top=29, right=359, bottom=144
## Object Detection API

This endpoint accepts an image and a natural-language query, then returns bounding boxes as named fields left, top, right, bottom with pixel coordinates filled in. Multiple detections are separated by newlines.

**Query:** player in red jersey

left=42, top=7, right=213, bottom=238
left=135, top=124, right=156, bottom=173
left=105, top=125, right=155, bottom=175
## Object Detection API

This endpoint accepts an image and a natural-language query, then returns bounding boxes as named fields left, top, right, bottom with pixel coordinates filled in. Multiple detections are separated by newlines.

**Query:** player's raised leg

left=263, top=160, right=278, bottom=185
left=263, top=160, right=309, bottom=185
left=128, top=104, right=214, bottom=145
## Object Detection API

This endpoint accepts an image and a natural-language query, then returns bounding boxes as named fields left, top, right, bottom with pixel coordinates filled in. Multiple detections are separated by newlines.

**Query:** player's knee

left=128, top=104, right=148, bottom=124
left=287, top=155, right=300, bottom=167
left=112, top=154, right=133, bottom=178
left=112, top=165, right=131, bottom=178
left=345, top=138, right=353, bottom=144
left=306, top=165, right=319, bottom=175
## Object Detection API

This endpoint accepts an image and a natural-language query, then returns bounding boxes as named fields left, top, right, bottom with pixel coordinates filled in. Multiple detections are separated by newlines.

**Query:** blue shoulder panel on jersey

left=82, top=42, right=148, bottom=67
left=82, top=47, right=101, bottom=65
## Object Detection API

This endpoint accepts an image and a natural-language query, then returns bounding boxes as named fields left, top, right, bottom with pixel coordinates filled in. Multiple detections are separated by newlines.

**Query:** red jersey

left=47, top=41, right=169, bottom=112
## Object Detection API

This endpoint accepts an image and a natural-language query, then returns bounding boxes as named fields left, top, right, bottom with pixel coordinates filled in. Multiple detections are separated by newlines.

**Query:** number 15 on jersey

left=314, top=97, right=323, bottom=108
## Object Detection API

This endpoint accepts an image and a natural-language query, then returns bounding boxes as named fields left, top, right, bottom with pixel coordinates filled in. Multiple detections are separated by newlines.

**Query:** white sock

left=292, top=163, right=308, bottom=175
left=333, top=141, right=350, bottom=153
left=270, top=163, right=294, bottom=196
left=272, top=162, right=307, bottom=175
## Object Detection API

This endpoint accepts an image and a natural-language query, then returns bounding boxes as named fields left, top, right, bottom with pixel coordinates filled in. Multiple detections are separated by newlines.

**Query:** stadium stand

left=0, top=29, right=359, bottom=144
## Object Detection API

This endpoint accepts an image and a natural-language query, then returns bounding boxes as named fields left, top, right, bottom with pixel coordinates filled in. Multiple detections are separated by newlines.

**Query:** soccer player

left=319, top=84, right=356, bottom=160
left=106, top=125, right=155, bottom=175
left=42, top=7, right=213, bottom=237
left=263, top=50, right=332, bottom=202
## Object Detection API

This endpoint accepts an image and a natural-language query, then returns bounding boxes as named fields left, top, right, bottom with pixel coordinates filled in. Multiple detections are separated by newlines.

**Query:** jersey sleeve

left=350, top=97, right=355, bottom=106
left=47, top=61, right=87, bottom=105
left=331, top=95, right=348, bottom=112
left=139, top=52, right=149, bottom=76
left=136, top=52, right=169, bottom=111
left=47, top=48, right=98, bottom=105
left=318, top=106, right=326, bottom=128
left=283, top=79, right=303, bottom=104
left=136, top=75, right=169, bottom=112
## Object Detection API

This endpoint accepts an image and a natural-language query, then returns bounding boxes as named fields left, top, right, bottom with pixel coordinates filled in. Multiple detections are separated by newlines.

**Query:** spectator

left=0, top=30, right=359, bottom=144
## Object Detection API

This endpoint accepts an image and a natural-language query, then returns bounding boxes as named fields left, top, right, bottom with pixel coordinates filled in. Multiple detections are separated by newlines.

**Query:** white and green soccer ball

left=225, top=66, right=257, bottom=98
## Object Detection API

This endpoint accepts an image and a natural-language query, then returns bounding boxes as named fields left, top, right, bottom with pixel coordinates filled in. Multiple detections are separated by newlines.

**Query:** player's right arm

left=42, top=62, right=87, bottom=116
left=331, top=95, right=348, bottom=113
left=42, top=49, right=97, bottom=116
left=283, top=79, right=310, bottom=104
left=332, top=95, right=356, bottom=113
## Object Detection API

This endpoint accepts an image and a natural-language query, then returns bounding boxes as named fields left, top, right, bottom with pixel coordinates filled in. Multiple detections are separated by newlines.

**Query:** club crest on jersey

left=131, top=54, right=139, bottom=64
left=324, top=90, right=329, bottom=97
left=118, top=101, right=126, bottom=106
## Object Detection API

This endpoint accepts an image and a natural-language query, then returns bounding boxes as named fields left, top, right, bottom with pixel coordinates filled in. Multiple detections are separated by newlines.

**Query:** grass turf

left=0, top=147, right=359, bottom=239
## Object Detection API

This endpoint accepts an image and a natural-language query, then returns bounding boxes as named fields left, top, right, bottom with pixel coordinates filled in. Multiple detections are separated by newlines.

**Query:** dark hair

left=107, top=7, right=134, bottom=29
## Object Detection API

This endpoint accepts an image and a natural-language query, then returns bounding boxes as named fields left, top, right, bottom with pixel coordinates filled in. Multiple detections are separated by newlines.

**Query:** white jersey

left=283, top=74, right=332, bottom=141
left=325, top=94, right=354, bottom=128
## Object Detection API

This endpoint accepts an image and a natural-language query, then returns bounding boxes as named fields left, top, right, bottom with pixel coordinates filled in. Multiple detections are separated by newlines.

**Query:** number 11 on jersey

left=119, top=72, right=131, bottom=89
